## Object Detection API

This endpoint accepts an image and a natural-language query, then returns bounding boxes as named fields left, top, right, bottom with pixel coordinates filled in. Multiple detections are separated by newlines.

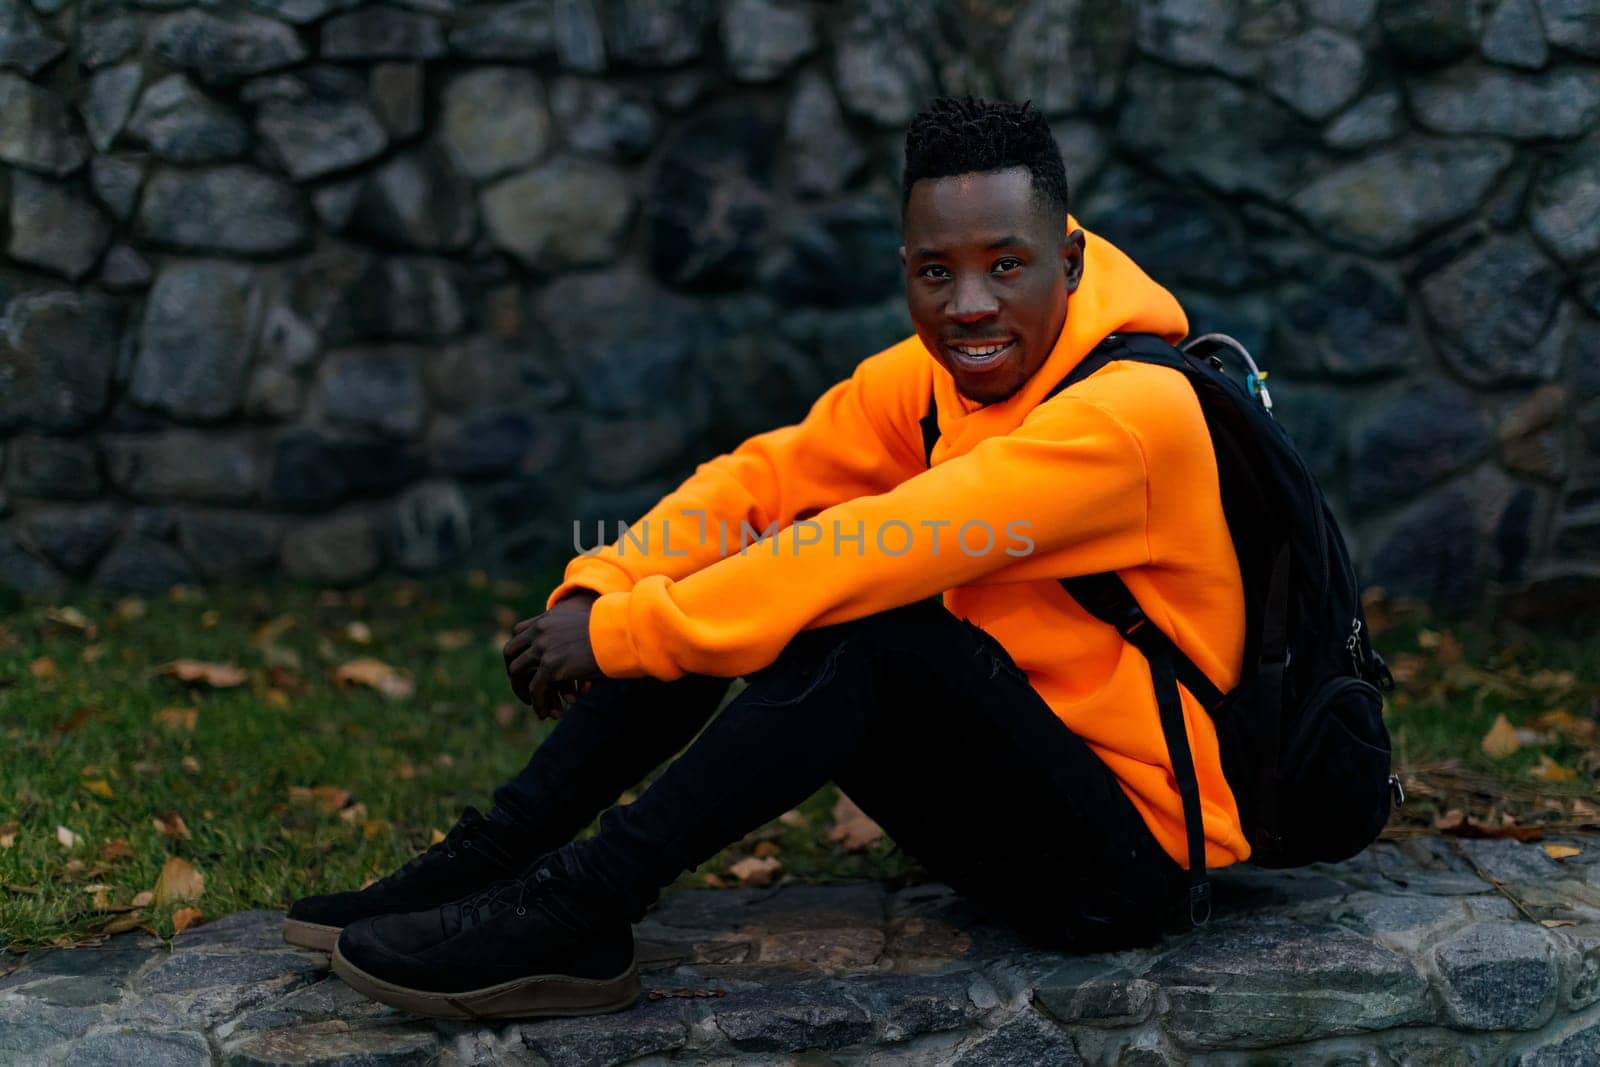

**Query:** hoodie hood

left=926, top=216, right=1189, bottom=463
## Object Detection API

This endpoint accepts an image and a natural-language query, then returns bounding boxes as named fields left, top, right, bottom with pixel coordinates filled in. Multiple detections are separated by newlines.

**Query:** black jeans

left=489, top=598, right=1188, bottom=951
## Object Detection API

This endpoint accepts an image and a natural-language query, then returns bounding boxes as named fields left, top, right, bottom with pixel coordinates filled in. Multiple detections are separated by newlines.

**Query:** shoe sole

left=331, top=943, right=640, bottom=1021
left=282, top=918, right=342, bottom=953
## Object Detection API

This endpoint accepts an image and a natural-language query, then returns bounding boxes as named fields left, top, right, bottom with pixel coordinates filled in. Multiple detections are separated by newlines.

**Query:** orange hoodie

left=546, top=219, right=1250, bottom=868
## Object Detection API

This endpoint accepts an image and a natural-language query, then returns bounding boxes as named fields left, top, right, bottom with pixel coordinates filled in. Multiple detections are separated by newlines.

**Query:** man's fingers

left=512, top=616, right=538, bottom=635
left=529, top=662, right=558, bottom=720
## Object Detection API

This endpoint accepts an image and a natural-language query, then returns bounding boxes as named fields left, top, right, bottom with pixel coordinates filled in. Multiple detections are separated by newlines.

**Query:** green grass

left=0, top=577, right=913, bottom=953
left=0, top=580, right=1594, bottom=953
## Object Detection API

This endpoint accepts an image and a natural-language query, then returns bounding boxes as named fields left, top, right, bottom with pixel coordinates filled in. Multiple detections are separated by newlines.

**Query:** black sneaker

left=330, top=846, right=638, bottom=1020
left=283, top=806, right=529, bottom=952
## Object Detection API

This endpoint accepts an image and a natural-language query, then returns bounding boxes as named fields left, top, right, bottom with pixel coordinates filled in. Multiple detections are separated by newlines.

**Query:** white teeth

left=953, top=341, right=1011, bottom=358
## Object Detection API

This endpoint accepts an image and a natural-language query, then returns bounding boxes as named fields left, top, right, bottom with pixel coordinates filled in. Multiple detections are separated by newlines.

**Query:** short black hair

left=902, top=96, right=1070, bottom=218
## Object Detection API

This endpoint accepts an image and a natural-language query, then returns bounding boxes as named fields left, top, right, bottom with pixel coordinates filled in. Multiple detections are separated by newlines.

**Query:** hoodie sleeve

left=585, top=394, right=1154, bottom=679
left=545, top=341, right=930, bottom=610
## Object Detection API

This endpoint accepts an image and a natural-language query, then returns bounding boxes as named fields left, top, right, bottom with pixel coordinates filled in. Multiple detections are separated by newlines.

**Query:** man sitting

left=284, top=96, right=1248, bottom=1021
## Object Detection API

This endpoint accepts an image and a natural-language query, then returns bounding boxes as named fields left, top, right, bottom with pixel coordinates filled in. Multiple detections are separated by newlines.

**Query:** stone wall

left=0, top=0, right=1596, bottom=618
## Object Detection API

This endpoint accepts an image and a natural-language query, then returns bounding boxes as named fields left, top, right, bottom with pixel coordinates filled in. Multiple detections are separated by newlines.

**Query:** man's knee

left=740, top=600, right=949, bottom=710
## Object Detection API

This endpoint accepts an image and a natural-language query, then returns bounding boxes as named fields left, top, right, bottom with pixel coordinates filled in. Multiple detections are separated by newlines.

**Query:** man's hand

left=503, top=591, right=602, bottom=719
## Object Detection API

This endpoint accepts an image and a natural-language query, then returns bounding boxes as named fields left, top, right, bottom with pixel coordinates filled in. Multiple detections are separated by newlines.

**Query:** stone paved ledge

left=8, top=836, right=1600, bottom=1065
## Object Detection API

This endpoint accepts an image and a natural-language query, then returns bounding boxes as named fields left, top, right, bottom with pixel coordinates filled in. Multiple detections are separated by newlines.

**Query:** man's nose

left=948, top=275, right=998, bottom=322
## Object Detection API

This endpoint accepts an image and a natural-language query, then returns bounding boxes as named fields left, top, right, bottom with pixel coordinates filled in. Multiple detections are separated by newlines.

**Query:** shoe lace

left=454, top=860, right=559, bottom=931
left=371, top=805, right=487, bottom=889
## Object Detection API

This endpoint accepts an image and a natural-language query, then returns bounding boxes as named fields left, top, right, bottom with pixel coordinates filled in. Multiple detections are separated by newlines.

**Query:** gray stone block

left=25, top=504, right=118, bottom=573
left=1433, top=922, right=1561, bottom=1030
left=0, top=290, right=123, bottom=434
left=602, top=0, right=708, bottom=67
left=441, top=67, right=549, bottom=181
left=83, top=61, right=142, bottom=153
left=1483, top=0, right=1549, bottom=69
left=136, top=166, right=311, bottom=255
left=7, top=171, right=113, bottom=281
left=132, top=261, right=261, bottom=422
left=1350, top=383, right=1491, bottom=509
left=223, top=1022, right=439, bottom=1066
left=550, top=77, right=658, bottom=161
left=1291, top=138, right=1513, bottom=254
left=91, top=535, right=196, bottom=593
left=104, top=432, right=260, bottom=505
left=175, top=512, right=281, bottom=579
left=62, top=1027, right=211, bottom=1067
left=0, top=0, right=64, bottom=76
left=521, top=996, right=688, bottom=1066
left=708, top=978, right=873, bottom=1052
left=337, top=149, right=475, bottom=252
left=0, top=72, right=87, bottom=175
left=251, top=69, right=389, bottom=181
left=318, top=348, right=425, bottom=439
left=1411, top=66, right=1600, bottom=139
left=1538, top=0, right=1600, bottom=55
left=1146, top=916, right=1431, bottom=1048
left=484, top=156, right=633, bottom=270
left=89, top=155, right=146, bottom=222
left=785, top=72, right=865, bottom=199
left=721, top=0, right=816, bottom=82
left=1531, top=141, right=1600, bottom=266
left=320, top=5, right=445, bottom=60
left=7, top=436, right=102, bottom=499
left=151, top=10, right=307, bottom=85
left=128, top=73, right=253, bottom=163
left=951, top=1009, right=1083, bottom=1066
left=282, top=510, right=380, bottom=586
left=1422, top=236, right=1566, bottom=386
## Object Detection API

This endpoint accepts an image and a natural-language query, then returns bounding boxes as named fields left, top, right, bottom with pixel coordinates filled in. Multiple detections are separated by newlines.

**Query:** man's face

left=901, top=167, right=1084, bottom=405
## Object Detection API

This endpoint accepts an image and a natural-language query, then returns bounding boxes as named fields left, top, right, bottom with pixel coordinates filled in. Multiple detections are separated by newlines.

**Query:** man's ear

left=1062, top=229, right=1086, bottom=294
left=898, top=245, right=907, bottom=269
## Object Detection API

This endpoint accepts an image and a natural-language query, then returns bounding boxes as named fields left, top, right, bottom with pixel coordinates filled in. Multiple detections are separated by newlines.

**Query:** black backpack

left=919, top=331, right=1403, bottom=926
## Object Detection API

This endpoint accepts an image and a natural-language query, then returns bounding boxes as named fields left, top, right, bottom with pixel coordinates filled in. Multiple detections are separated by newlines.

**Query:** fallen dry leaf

left=1530, top=754, right=1579, bottom=783
left=153, top=857, right=204, bottom=906
left=172, top=907, right=206, bottom=934
left=1529, top=670, right=1578, bottom=694
left=180, top=755, right=201, bottom=775
left=56, top=825, right=81, bottom=849
left=828, top=793, right=885, bottom=852
left=157, top=660, right=248, bottom=688
left=345, top=621, right=372, bottom=645
left=728, top=855, right=783, bottom=887
left=1542, top=918, right=1580, bottom=928
left=435, top=629, right=472, bottom=651
left=338, top=802, right=369, bottom=824
left=81, top=644, right=106, bottom=663
left=115, top=597, right=147, bottom=622
left=52, top=707, right=99, bottom=734
left=1544, top=844, right=1583, bottom=860
left=81, top=777, right=113, bottom=799
left=778, top=809, right=808, bottom=828
left=44, top=606, right=96, bottom=637
left=1481, top=714, right=1521, bottom=759
left=288, top=786, right=351, bottom=814
left=494, top=703, right=517, bottom=727
left=30, top=657, right=57, bottom=679
left=333, top=658, right=415, bottom=700
left=130, top=890, right=154, bottom=908
left=0, top=823, right=17, bottom=849
left=99, top=839, right=131, bottom=861
left=752, top=840, right=781, bottom=859
left=429, top=828, right=446, bottom=845
left=100, top=913, right=143, bottom=936
left=153, top=707, right=198, bottom=732
left=153, top=812, right=192, bottom=840
left=702, top=872, right=727, bottom=888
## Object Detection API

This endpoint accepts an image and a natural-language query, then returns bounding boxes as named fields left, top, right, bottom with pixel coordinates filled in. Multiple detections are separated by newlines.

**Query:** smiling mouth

left=946, top=339, right=1017, bottom=368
